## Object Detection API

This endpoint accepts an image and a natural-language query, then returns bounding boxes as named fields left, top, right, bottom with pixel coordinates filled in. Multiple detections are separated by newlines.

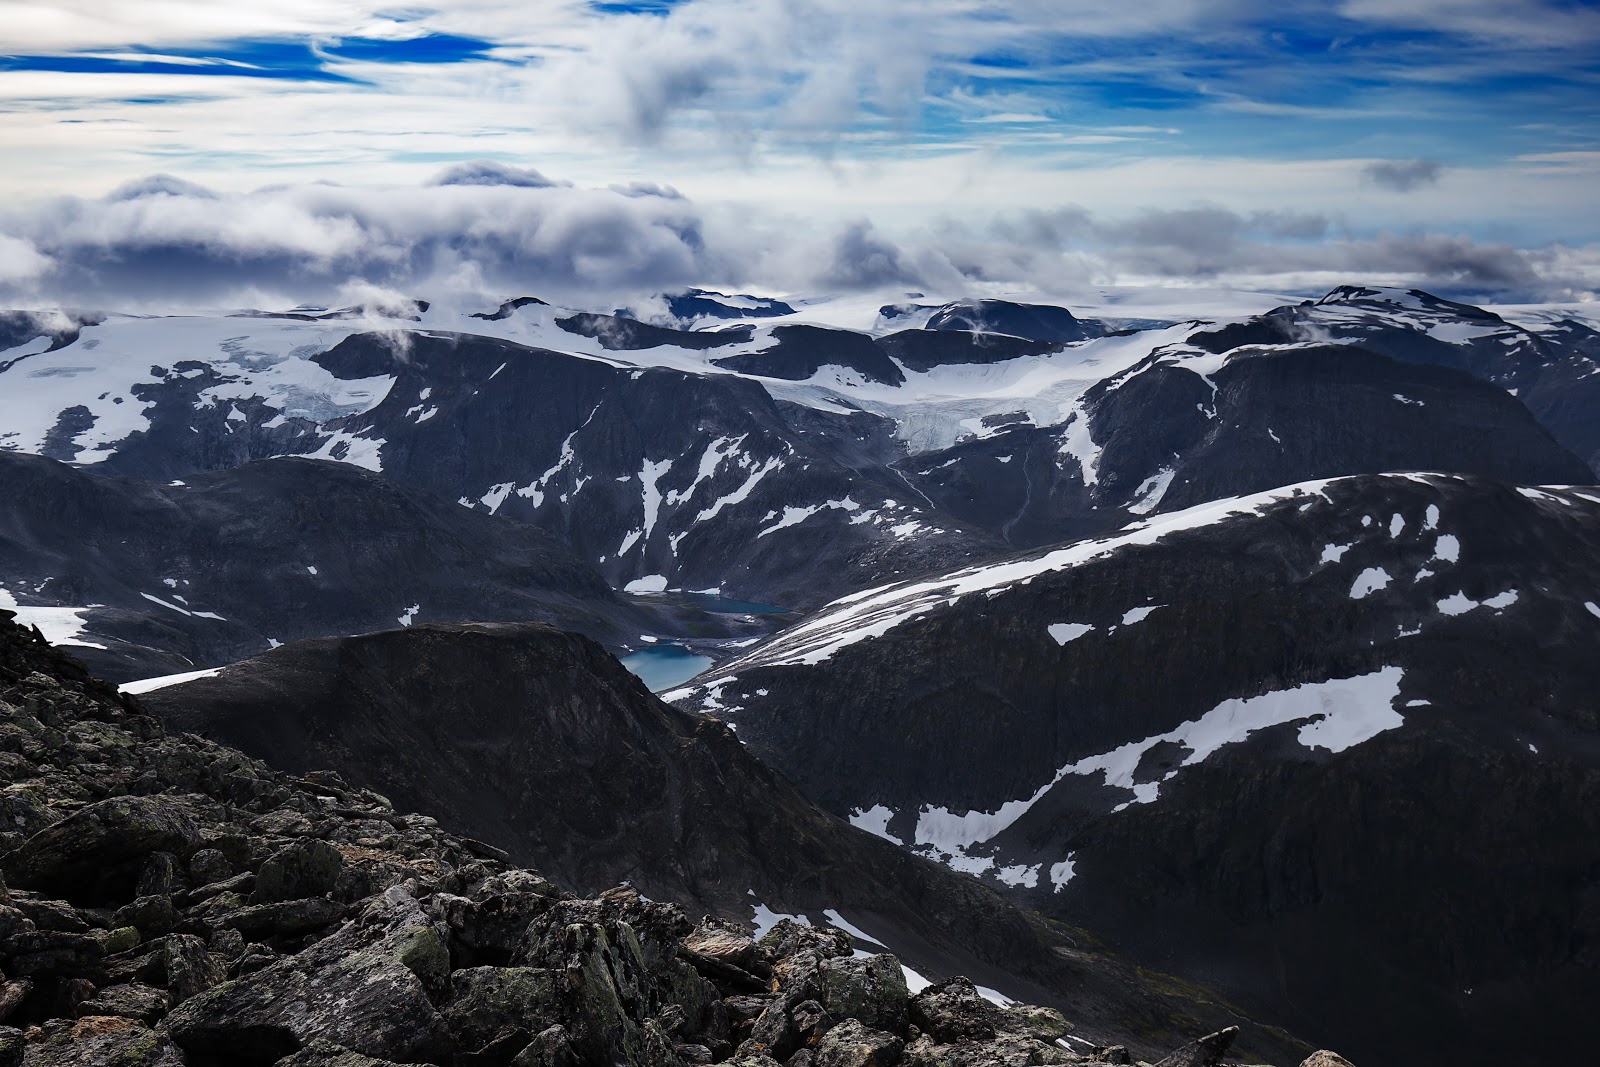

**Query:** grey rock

left=908, top=978, right=994, bottom=1043
left=812, top=1018, right=903, bottom=1067
left=819, top=954, right=908, bottom=1034
left=187, top=849, right=233, bottom=886
left=1152, top=1026, right=1240, bottom=1067
left=2, top=796, right=199, bottom=900
left=165, top=895, right=453, bottom=1065
left=251, top=839, right=344, bottom=904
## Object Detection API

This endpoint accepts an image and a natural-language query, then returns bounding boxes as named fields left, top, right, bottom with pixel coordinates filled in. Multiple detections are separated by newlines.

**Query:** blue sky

left=0, top=1, right=1596, bottom=303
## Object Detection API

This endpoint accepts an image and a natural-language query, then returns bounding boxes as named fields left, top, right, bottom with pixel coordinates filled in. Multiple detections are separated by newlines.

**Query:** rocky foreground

left=0, top=611, right=1350, bottom=1067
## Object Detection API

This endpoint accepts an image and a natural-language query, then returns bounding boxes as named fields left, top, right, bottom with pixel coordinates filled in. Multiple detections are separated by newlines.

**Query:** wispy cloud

left=1364, top=159, right=1444, bottom=192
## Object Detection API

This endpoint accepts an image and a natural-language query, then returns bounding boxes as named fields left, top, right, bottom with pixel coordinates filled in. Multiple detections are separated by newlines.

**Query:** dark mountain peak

left=924, top=298, right=1110, bottom=344
left=468, top=295, right=549, bottom=320
left=1313, top=284, right=1502, bottom=323
left=877, top=328, right=1062, bottom=372
left=713, top=323, right=906, bottom=385
left=661, top=288, right=796, bottom=321
left=0, top=309, right=101, bottom=363
left=0, top=450, right=649, bottom=682
left=556, top=311, right=753, bottom=351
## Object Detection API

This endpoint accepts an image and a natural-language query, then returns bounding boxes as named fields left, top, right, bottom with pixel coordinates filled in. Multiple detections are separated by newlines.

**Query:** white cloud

left=0, top=168, right=1595, bottom=311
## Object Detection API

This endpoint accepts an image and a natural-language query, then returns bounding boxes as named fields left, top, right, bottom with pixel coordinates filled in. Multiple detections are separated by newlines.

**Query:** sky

left=1, top=0, right=1597, bottom=308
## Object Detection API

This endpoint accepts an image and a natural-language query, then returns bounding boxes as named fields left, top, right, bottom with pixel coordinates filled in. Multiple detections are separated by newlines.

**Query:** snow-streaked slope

left=713, top=478, right=1338, bottom=669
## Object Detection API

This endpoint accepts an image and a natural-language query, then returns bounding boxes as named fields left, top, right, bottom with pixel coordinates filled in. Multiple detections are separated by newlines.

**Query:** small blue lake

left=679, top=593, right=788, bottom=615
left=620, top=644, right=713, bottom=692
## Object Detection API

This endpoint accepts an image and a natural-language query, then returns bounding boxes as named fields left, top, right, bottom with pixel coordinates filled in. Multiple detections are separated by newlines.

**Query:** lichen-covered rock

left=3, top=796, right=199, bottom=901
left=819, top=953, right=909, bottom=1034
left=164, top=891, right=454, bottom=1065
left=0, top=1026, right=21, bottom=1067
left=813, top=1018, right=904, bottom=1067
left=250, top=839, right=343, bottom=904
left=444, top=965, right=559, bottom=1054
left=908, top=978, right=994, bottom=1043
left=18, top=1015, right=183, bottom=1067
left=74, top=982, right=170, bottom=1024
left=759, top=919, right=852, bottom=963
left=186, top=849, right=232, bottom=887
left=1300, top=1052, right=1356, bottom=1067
left=274, top=1039, right=408, bottom=1066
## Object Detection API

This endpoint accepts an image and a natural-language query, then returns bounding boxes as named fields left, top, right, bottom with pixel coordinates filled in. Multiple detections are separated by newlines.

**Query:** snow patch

left=1049, top=857, right=1076, bottom=891
left=118, top=668, right=222, bottom=695
left=0, top=587, right=104, bottom=649
left=1349, top=568, right=1390, bottom=599
left=848, top=805, right=900, bottom=843
left=1127, top=467, right=1176, bottom=516
left=1047, top=622, right=1094, bottom=645
left=913, top=668, right=1406, bottom=847
left=625, top=575, right=669, bottom=594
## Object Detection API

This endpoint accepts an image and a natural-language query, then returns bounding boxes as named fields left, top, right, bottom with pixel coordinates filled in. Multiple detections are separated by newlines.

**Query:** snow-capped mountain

left=1187, top=285, right=1600, bottom=473
left=667, top=471, right=1600, bottom=1065
left=2, top=284, right=1592, bottom=680
left=3, top=281, right=1597, bottom=1067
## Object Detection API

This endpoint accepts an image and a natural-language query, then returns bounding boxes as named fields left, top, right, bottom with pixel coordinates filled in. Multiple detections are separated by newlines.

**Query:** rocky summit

left=0, top=608, right=1355, bottom=1066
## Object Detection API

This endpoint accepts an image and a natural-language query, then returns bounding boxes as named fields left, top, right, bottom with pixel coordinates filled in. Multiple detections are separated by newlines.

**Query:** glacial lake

left=620, top=644, right=714, bottom=692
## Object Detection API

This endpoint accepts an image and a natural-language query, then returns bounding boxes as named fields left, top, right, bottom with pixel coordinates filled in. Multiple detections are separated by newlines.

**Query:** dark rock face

left=0, top=607, right=1301, bottom=1065
left=1189, top=285, right=1600, bottom=475
left=676, top=473, right=1600, bottom=1067
left=469, top=296, right=549, bottom=321
left=296, top=332, right=994, bottom=610
left=1082, top=343, right=1594, bottom=512
left=713, top=326, right=905, bottom=386
left=924, top=300, right=1110, bottom=345
left=877, top=330, right=1062, bottom=372
left=0, top=451, right=659, bottom=682
left=896, top=341, right=1591, bottom=549
left=0, top=311, right=100, bottom=368
left=556, top=313, right=752, bottom=351
left=660, top=290, right=797, bottom=322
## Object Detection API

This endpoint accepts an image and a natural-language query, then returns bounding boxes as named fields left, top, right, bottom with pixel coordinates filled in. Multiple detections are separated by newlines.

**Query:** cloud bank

left=0, top=167, right=1593, bottom=311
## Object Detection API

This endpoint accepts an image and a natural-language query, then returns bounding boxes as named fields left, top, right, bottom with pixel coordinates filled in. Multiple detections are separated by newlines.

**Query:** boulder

left=908, top=978, right=994, bottom=1043
left=1152, top=1026, right=1240, bottom=1067
left=18, top=1015, right=183, bottom=1067
left=188, top=849, right=233, bottom=887
left=444, top=965, right=560, bottom=1055
left=819, top=954, right=908, bottom=1034
left=251, top=839, right=344, bottom=904
left=812, top=1018, right=903, bottom=1067
left=1300, top=1053, right=1356, bottom=1067
left=164, top=892, right=454, bottom=1065
left=3, top=796, right=199, bottom=900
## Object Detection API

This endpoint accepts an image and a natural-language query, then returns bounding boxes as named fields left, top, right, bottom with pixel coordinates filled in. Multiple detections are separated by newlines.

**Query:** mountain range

left=1, top=282, right=1595, bottom=1066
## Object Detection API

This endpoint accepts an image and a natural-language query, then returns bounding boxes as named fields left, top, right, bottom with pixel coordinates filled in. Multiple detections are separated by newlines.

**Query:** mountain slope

left=897, top=341, right=1592, bottom=548
left=139, top=619, right=1309, bottom=1062
left=0, top=452, right=666, bottom=681
left=0, top=609, right=1321, bottom=1066
left=669, top=472, right=1600, bottom=1066
left=1188, top=285, right=1600, bottom=473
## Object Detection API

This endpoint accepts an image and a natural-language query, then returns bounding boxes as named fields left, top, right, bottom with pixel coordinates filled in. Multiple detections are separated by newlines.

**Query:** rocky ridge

left=0, top=610, right=1348, bottom=1066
